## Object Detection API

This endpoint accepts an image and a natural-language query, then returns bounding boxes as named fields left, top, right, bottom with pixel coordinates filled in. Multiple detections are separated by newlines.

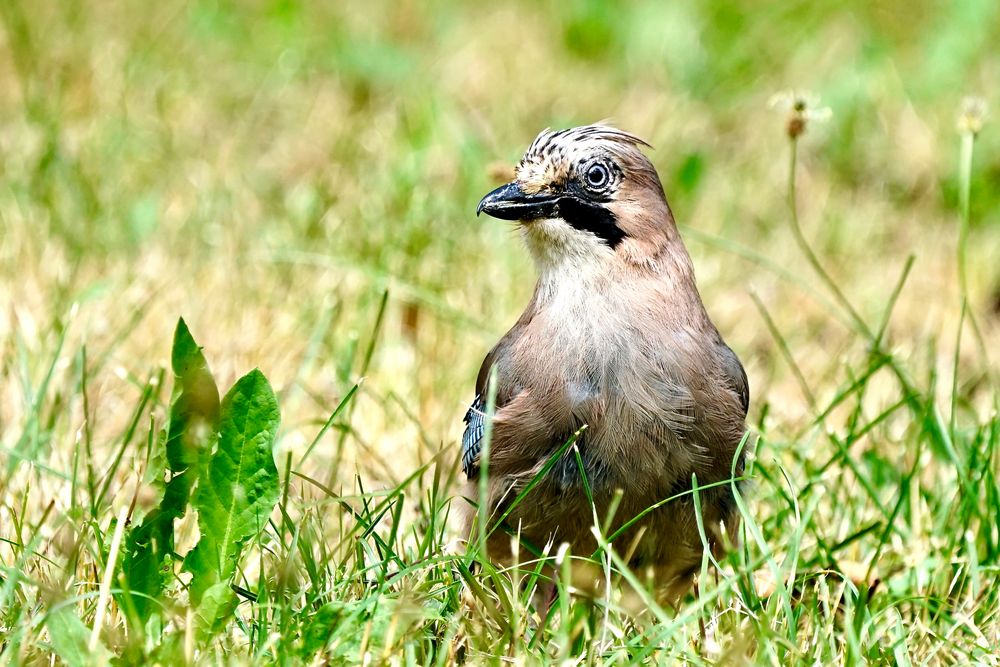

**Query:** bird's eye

left=584, top=163, right=610, bottom=189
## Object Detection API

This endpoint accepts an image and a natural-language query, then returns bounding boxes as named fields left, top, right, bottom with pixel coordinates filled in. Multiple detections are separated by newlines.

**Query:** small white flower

left=769, top=90, right=832, bottom=138
left=957, top=96, right=987, bottom=136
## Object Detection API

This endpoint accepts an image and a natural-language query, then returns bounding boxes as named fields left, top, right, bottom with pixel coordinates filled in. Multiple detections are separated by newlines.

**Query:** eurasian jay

left=462, top=125, right=749, bottom=601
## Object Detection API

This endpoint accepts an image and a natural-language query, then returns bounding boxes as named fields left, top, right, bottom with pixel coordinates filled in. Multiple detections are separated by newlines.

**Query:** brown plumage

left=462, top=124, right=749, bottom=601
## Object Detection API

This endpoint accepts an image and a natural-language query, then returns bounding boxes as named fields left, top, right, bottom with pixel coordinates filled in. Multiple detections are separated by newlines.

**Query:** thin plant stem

left=957, top=131, right=974, bottom=297
left=476, top=366, right=498, bottom=557
left=954, top=127, right=998, bottom=409
left=786, top=137, right=871, bottom=339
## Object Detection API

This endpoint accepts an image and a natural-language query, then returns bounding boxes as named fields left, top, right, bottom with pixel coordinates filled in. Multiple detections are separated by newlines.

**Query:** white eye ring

left=585, top=163, right=609, bottom=189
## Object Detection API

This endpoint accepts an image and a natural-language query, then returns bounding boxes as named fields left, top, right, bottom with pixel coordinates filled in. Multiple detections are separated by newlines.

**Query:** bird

left=460, top=124, right=749, bottom=602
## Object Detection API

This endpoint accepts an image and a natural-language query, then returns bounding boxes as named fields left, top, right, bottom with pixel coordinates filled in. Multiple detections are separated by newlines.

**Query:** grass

left=1, top=0, right=999, bottom=663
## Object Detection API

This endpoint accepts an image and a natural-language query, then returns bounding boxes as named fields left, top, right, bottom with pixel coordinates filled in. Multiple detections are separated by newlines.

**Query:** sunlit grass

left=1, top=0, right=998, bottom=663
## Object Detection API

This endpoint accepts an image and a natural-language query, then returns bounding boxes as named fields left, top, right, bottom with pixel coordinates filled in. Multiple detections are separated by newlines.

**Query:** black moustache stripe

left=557, top=197, right=627, bottom=249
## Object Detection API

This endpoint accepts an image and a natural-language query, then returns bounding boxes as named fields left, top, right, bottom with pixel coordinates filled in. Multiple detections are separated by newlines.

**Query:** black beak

left=476, top=182, right=559, bottom=221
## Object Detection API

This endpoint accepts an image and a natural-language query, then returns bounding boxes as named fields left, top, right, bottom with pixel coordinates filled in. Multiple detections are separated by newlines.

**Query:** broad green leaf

left=184, top=368, right=280, bottom=630
left=122, top=318, right=220, bottom=623
left=166, top=317, right=221, bottom=474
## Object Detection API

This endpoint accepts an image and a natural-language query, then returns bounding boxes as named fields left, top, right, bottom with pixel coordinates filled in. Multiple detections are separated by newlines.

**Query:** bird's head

left=477, top=124, right=679, bottom=274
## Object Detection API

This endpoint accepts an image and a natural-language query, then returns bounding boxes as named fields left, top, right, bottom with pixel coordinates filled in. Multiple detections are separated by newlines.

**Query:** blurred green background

left=5, top=0, right=998, bottom=445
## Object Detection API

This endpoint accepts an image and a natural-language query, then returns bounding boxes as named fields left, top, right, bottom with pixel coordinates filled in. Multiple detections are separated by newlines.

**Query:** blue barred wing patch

left=461, top=394, right=486, bottom=478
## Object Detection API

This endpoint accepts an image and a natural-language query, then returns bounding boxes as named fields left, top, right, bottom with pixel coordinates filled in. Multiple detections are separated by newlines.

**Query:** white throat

left=521, top=218, right=616, bottom=297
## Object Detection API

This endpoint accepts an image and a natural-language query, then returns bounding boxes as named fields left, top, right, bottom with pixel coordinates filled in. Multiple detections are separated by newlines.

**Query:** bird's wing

left=719, top=343, right=750, bottom=417
left=461, top=394, right=486, bottom=478
left=462, top=344, right=501, bottom=480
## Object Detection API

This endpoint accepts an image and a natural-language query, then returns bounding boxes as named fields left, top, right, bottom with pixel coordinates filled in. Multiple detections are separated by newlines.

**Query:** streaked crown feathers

left=514, top=124, right=657, bottom=194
